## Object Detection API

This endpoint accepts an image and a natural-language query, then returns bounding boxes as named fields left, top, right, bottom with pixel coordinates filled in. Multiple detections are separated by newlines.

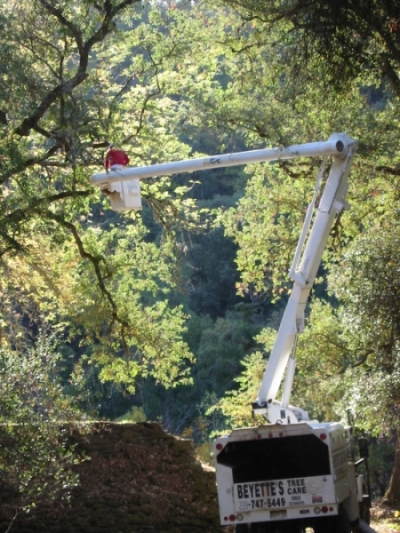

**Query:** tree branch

left=14, top=0, right=140, bottom=137
left=376, top=165, right=400, bottom=176
left=381, top=56, right=400, bottom=98
left=3, top=190, right=91, bottom=226
left=43, top=210, right=131, bottom=337
left=1, top=144, right=63, bottom=184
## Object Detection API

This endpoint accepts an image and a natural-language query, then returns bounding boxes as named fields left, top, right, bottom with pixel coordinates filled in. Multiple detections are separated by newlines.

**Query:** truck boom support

left=254, top=136, right=358, bottom=423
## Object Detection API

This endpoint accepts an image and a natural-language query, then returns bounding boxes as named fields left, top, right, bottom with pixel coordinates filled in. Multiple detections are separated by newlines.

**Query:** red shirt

left=104, top=149, right=130, bottom=170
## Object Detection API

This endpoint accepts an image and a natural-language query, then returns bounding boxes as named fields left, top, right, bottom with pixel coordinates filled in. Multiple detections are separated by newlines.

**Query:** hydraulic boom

left=91, top=132, right=358, bottom=425
left=90, top=133, right=376, bottom=533
left=253, top=134, right=358, bottom=424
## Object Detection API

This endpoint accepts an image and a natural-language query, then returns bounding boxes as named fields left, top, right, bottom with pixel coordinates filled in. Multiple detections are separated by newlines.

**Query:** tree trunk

left=384, top=430, right=400, bottom=504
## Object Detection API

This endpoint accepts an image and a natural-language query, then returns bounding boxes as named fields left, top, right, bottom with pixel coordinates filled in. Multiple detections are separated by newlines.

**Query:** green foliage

left=218, top=0, right=400, bottom=97
left=0, top=334, right=88, bottom=521
left=2, top=1, right=400, bottom=504
left=175, top=1, right=400, bottom=448
left=221, top=166, right=310, bottom=298
left=326, top=212, right=400, bottom=432
left=133, top=305, right=263, bottom=434
left=213, top=350, right=269, bottom=429
left=116, top=405, right=146, bottom=423
left=0, top=0, right=213, bottom=398
left=194, top=306, right=262, bottom=394
left=180, top=227, right=240, bottom=319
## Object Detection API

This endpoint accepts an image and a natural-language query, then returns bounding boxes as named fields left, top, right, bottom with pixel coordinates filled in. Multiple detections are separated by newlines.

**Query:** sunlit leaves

left=212, top=351, right=266, bottom=429
left=330, top=214, right=400, bottom=344
left=0, top=215, right=194, bottom=392
left=221, top=164, right=316, bottom=298
left=0, top=0, right=216, bottom=406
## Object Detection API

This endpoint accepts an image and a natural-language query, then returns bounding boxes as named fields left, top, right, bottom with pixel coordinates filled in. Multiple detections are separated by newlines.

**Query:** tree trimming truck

left=90, top=133, right=372, bottom=533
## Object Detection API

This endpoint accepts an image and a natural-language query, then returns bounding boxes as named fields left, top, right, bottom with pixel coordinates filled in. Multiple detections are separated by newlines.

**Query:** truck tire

left=235, top=524, right=249, bottom=533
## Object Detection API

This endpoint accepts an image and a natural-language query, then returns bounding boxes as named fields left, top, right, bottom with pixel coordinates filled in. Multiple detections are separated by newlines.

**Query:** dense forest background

left=2, top=0, right=400, bottom=518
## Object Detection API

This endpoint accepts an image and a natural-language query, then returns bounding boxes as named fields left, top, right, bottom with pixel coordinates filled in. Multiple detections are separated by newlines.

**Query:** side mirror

left=358, top=437, right=369, bottom=459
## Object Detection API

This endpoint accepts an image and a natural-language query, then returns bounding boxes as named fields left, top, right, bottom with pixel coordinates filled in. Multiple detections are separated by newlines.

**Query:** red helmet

left=104, top=148, right=130, bottom=170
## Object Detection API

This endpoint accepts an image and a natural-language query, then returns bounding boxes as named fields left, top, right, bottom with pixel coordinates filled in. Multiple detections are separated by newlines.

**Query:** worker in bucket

left=101, top=145, right=130, bottom=197
left=104, top=144, right=130, bottom=171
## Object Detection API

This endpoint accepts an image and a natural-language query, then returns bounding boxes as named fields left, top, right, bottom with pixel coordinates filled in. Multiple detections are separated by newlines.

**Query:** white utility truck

left=91, top=133, right=372, bottom=533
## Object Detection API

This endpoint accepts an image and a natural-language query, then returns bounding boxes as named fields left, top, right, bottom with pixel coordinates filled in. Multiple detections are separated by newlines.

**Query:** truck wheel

left=235, top=525, right=249, bottom=533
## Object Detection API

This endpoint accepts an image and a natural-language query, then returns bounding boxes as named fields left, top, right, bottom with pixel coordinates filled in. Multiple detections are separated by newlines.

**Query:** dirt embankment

left=0, top=422, right=225, bottom=533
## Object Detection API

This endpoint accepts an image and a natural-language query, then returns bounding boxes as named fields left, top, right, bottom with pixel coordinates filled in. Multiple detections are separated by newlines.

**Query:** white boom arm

left=91, top=136, right=352, bottom=187
left=254, top=133, right=358, bottom=423
left=90, top=133, right=358, bottom=424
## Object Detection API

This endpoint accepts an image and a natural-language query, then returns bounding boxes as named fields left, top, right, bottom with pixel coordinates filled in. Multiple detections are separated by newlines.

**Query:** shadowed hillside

left=0, top=423, right=224, bottom=533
